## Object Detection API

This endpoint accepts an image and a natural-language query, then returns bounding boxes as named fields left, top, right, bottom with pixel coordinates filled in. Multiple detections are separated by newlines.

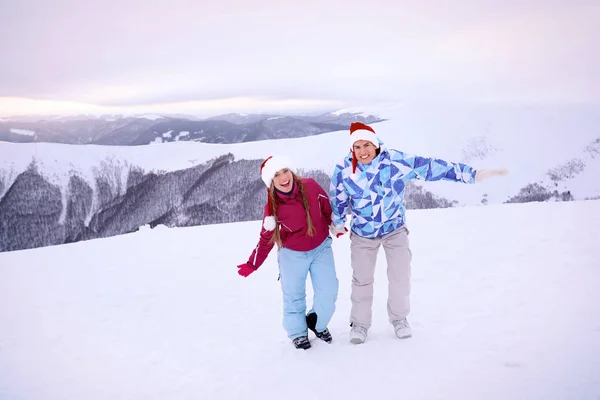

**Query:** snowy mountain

left=1, top=199, right=599, bottom=399
left=521, top=137, right=600, bottom=202
left=204, top=112, right=279, bottom=124
left=0, top=111, right=383, bottom=146
left=0, top=138, right=448, bottom=253
left=203, top=110, right=386, bottom=126
left=460, top=135, right=500, bottom=164
left=1, top=103, right=599, bottom=252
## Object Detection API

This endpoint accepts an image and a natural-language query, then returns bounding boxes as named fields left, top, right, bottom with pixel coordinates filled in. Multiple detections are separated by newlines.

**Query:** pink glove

left=237, top=262, right=257, bottom=278
left=329, top=224, right=348, bottom=238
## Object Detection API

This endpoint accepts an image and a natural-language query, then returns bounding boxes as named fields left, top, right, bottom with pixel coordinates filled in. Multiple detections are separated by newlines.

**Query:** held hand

left=237, top=262, right=257, bottom=278
left=475, top=168, right=508, bottom=182
left=329, top=223, right=348, bottom=238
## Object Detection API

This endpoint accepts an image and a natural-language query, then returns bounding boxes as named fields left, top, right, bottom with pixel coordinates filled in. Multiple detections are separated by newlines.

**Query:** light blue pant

left=277, top=237, right=339, bottom=339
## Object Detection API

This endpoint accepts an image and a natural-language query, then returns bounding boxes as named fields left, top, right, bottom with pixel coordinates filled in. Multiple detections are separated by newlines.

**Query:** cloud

left=0, top=96, right=346, bottom=118
left=0, top=0, right=598, bottom=115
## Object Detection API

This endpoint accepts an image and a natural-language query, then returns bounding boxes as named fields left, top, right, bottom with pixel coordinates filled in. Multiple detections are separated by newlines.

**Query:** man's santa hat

left=260, top=155, right=295, bottom=231
left=349, top=122, right=380, bottom=173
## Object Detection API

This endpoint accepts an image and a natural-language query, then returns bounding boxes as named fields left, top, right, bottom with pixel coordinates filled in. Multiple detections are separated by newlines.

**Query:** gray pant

left=349, top=226, right=412, bottom=329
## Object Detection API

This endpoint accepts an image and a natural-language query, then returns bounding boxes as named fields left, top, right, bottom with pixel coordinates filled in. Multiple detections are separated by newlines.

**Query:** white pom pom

left=263, top=216, right=276, bottom=231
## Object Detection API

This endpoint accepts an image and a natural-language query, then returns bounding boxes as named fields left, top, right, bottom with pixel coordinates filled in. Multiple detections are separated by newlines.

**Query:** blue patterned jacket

left=329, top=139, right=477, bottom=238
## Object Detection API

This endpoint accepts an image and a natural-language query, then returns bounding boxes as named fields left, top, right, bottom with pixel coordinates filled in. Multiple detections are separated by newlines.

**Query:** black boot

left=306, top=312, right=333, bottom=343
left=292, top=335, right=311, bottom=350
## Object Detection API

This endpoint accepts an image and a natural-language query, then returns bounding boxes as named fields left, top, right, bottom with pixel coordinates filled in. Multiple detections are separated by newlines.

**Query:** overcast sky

left=1, top=0, right=598, bottom=116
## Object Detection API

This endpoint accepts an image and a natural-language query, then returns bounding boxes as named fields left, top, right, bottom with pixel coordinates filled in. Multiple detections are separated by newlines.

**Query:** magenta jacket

left=247, top=178, right=332, bottom=269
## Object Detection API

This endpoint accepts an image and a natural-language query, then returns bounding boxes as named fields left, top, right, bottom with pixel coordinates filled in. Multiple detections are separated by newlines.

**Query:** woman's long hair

left=268, top=172, right=315, bottom=249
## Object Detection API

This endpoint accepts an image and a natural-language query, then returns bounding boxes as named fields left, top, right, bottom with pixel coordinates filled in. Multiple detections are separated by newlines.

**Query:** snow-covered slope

left=1, top=200, right=599, bottom=400
left=538, top=138, right=600, bottom=200
left=2, top=103, right=599, bottom=207
left=0, top=132, right=347, bottom=203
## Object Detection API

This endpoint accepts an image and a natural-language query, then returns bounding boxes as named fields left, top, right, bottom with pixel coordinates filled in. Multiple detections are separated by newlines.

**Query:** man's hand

left=475, top=169, right=508, bottom=182
left=329, top=224, right=348, bottom=238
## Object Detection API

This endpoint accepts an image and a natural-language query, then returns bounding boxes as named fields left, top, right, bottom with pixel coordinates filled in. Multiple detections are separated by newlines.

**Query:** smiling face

left=272, top=168, right=294, bottom=192
left=353, top=140, right=378, bottom=165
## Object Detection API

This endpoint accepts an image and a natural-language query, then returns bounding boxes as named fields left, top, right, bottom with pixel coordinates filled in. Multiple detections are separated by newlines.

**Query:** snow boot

left=392, top=318, right=412, bottom=339
left=292, top=335, right=311, bottom=350
left=349, top=323, right=368, bottom=344
left=306, top=312, right=332, bottom=343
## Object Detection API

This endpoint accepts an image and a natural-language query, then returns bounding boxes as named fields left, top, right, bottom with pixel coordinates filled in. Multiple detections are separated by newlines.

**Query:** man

left=329, top=122, right=507, bottom=344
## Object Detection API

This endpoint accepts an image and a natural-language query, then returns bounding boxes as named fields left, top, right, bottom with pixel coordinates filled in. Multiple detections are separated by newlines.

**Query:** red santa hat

left=349, top=122, right=380, bottom=173
left=259, top=155, right=294, bottom=231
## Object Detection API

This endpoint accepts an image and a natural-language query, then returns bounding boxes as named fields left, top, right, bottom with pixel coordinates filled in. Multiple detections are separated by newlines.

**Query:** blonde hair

left=268, top=173, right=315, bottom=249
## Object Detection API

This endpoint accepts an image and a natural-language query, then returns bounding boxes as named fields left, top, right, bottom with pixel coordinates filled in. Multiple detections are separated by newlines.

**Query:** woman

left=237, top=155, right=340, bottom=350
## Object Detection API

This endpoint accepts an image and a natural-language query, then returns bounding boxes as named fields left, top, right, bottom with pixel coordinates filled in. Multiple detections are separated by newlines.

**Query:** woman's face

left=272, top=168, right=293, bottom=192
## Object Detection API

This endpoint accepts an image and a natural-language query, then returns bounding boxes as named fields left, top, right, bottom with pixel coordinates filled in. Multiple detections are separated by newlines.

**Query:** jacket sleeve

left=392, top=150, right=477, bottom=184
left=329, top=164, right=348, bottom=227
left=314, top=179, right=332, bottom=225
left=246, top=204, right=275, bottom=269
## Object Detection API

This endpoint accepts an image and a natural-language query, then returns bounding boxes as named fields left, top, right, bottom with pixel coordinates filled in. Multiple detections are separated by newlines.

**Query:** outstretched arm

left=394, top=151, right=496, bottom=184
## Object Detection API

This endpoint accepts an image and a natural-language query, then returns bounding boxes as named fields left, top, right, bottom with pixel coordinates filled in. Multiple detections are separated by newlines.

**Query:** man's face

left=353, top=140, right=377, bottom=165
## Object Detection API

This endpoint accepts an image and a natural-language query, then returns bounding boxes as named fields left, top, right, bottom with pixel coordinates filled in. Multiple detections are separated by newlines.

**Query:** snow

left=161, top=130, right=173, bottom=138
left=569, top=158, right=600, bottom=200
left=330, top=103, right=401, bottom=119
left=1, top=200, right=599, bottom=400
left=0, top=143, right=134, bottom=226
left=0, top=131, right=349, bottom=206
left=1, top=104, right=599, bottom=209
left=330, top=108, right=374, bottom=118
left=137, top=114, right=164, bottom=121
left=267, top=116, right=284, bottom=120
left=9, top=128, right=36, bottom=136
left=330, top=107, right=378, bottom=116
